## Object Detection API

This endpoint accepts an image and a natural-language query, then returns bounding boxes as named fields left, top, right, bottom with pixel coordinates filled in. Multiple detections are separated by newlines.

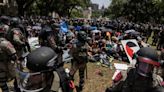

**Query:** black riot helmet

left=136, top=47, right=160, bottom=77
left=16, top=47, right=58, bottom=92
left=10, top=17, right=21, bottom=27
left=77, top=31, right=87, bottom=42
left=26, top=47, right=58, bottom=72
left=0, top=16, right=10, bottom=25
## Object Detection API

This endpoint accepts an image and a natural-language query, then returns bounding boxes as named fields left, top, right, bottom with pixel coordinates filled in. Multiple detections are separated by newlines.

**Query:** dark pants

left=0, top=71, right=9, bottom=92
left=70, top=60, right=86, bottom=89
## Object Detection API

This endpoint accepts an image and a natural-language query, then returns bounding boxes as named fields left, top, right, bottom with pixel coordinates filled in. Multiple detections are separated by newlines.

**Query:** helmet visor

left=137, top=62, right=153, bottom=77
left=16, top=68, right=47, bottom=92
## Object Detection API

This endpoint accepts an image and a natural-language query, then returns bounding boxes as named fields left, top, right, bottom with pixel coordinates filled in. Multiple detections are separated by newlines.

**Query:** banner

left=121, top=39, right=140, bottom=65
left=28, top=37, right=40, bottom=50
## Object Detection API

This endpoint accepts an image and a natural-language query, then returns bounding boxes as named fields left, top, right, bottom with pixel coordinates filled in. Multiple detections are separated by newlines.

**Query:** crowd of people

left=0, top=15, right=164, bottom=92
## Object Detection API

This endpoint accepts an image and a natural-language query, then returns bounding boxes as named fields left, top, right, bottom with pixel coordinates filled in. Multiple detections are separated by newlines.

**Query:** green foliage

left=104, top=0, right=127, bottom=18
left=70, top=9, right=83, bottom=18
left=104, top=0, right=164, bottom=23
left=15, top=0, right=35, bottom=15
left=92, top=11, right=102, bottom=18
left=15, top=0, right=90, bottom=16
left=28, top=0, right=90, bottom=16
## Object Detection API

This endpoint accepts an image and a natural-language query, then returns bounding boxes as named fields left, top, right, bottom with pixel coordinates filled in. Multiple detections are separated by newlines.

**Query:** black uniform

left=106, top=47, right=162, bottom=92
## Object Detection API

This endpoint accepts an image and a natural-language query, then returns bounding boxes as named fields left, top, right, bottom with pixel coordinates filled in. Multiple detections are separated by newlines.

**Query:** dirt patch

left=64, top=61, right=122, bottom=92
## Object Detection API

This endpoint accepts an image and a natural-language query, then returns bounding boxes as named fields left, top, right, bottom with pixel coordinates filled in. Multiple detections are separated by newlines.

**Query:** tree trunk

left=18, top=5, right=24, bottom=16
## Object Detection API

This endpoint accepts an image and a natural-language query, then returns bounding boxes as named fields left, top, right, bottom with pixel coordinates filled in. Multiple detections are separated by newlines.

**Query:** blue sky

left=91, top=0, right=112, bottom=9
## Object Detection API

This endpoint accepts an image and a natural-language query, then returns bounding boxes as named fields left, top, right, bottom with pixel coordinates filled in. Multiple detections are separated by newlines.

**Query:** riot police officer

left=0, top=28, right=17, bottom=92
left=106, top=47, right=163, bottom=92
left=0, top=16, right=10, bottom=34
left=16, top=47, right=74, bottom=92
left=7, top=17, right=27, bottom=57
left=39, top=24, right=63, bottom=67
left=69, top=31, right=91, bottom=91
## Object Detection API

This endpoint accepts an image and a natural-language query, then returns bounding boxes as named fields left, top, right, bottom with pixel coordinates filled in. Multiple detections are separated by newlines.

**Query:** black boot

left=78, top=79, right=84, bottom=91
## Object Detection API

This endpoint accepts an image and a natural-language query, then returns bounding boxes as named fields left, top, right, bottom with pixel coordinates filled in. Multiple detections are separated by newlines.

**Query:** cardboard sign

left=121, top=39, right=140, bottom=65
left=114, top=63, right=128, bottom=70
left=28, top=37, right=40, bottom=50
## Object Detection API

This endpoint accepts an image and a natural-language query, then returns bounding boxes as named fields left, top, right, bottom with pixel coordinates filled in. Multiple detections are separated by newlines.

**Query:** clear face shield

left=16, top=55, right=57, bottom=92
left=137, top=56, right=160, bottom=77
left=16, top=69, right=48, bottom=92
left=137, top=62, right=153, bottom=77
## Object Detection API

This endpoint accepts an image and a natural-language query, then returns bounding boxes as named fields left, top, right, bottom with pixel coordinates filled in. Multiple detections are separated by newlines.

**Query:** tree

left=122, top=0, right=158, bottom=22
left=105, top=0, right=127, bottom=19
left=34, top=0, right=55, bottom=16
left=70, top=8, right=83, bottom=18
left=105, top=0, right=164, bottom=23
left=34, top=0, right=90, bottom=17
left=54, top=0, right=91, bottom=17
left=15, top=0, right=35, bottom=16
left=92, top=11, right=101, bottom=18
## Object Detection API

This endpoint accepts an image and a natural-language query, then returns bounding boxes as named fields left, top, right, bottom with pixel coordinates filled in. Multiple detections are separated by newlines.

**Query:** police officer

left=0, top=28, right=17, bottom=92
left=106, top=47, right=163, bottom=92
left=69, top=31, right=91, bottom=91
left=17, top=20, right=31, bottom=52
left=7, top=17, right=26, bottom=58
left=0, top=16, right=10, bottom=34
left=39, top=23, right=63, bottom=67
left=16, top=47, right=74, bottom=92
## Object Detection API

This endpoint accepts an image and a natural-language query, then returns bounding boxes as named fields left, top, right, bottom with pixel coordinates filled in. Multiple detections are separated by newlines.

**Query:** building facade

left=83, top=7, right=92, bottom=19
